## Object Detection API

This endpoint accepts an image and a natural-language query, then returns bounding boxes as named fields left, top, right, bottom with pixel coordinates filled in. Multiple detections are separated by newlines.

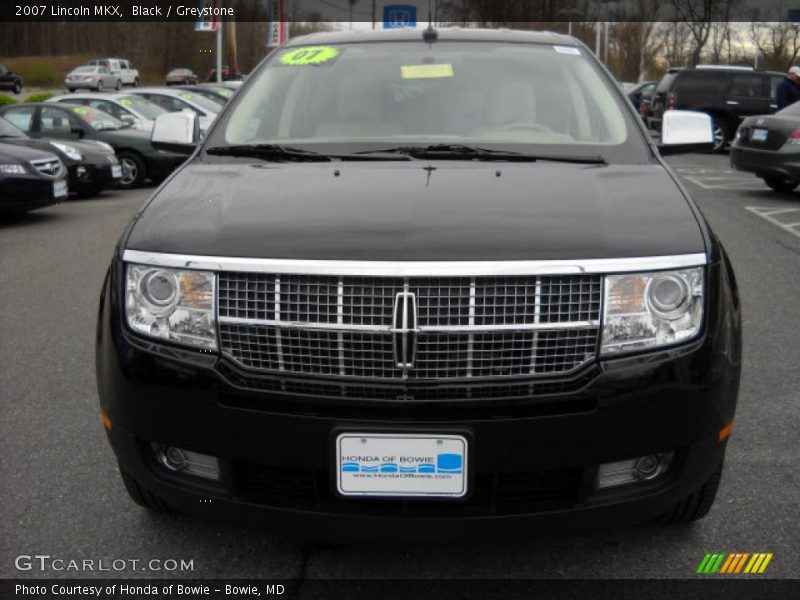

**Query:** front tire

left=13, top=81, right=21, bottom=95
left=117, top=151, right=146, bottom=188
left=133, top=78, right=139, bottom=88
left=120, top=469, right=172, bottom=513
left=658, top=460, right=724, bottom=525
left=711, top=119, right=731, bottom=153
left=115, top=79, right=122, bottom=91
left=763, top=176, right=799, bottom=193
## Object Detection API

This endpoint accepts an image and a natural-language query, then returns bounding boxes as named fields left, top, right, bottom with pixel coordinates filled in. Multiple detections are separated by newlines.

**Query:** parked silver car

left=65, top=66, right=121, bottom=92
left=47, top=93, right=166, bottom=132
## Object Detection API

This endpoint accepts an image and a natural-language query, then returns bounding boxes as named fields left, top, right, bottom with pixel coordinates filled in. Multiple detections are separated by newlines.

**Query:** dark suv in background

left=0, top=63, right=23, bottom=95
left=650, top=66, right=784, bottom=151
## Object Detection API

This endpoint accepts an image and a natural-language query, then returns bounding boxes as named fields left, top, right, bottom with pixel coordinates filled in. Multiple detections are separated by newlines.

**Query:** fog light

left=76, top=165, right=89, bottom=180
left=154, top=445, right=220, bottom=481
left=597, top=453, right=672, bottom=489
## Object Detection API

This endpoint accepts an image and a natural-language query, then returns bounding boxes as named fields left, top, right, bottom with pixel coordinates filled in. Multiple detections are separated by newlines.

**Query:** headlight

left=601, top=267, right=703, bottom=355
left=126, top=264, right=216, bottom=350
left=50, top=141, right=83, bottom=161
left=0, top=163, right=27, bottom=174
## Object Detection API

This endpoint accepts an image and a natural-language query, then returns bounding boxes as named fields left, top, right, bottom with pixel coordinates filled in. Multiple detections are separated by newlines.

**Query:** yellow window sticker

left=73, top=107, right=88, bottom=115
left=218, top=89, right=232, bottom=97
left=401, top=64, right=454, bottom=79
left=279, top=46, right=341, bottom=66
left=119, top=99, right=133, bottom=107
left=179, top=92, right=194, bottom=100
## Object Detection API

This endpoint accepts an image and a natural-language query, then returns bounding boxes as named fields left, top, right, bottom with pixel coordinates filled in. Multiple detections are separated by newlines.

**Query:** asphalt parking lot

left=1, top=152, right=798, bottom=581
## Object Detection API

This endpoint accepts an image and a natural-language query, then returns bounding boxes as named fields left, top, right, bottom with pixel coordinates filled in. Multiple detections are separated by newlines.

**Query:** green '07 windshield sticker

left=73, top=107, right=88, bottom=115
left=119, top=99, right=133, bottom=107
left=279, top=46, right=340, bottom=66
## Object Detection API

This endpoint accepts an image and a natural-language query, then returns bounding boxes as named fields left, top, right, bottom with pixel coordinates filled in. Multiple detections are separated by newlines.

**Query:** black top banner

left=0, top=0, right=799, bottom=23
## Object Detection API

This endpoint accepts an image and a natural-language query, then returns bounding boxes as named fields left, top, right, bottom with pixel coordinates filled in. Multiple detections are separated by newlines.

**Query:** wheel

left=13, top=81, right=21, bottom=95
left=711, top=119, right=731, bottom=153
left=117, top=151, right=146, bottom=188
left=133, top=78, right=139, bottom=88
left=120, top=469, right=172, bottom=512
left=115, top=79, right=122, bottom=91
left=657, top=460, right=724, bottom=525
left=96, top=80, right=104, bottom=92
left=763, top=175, right=799, bottom=193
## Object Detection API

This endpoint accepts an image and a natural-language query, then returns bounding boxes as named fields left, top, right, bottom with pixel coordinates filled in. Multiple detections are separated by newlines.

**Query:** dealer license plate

left=53, top=179, right=68, bottom=198
left=111, top=165, right=122, bottom=179
left=336, top=433, right=468, bottom=498
left=751, top=128, right=768, bottom=142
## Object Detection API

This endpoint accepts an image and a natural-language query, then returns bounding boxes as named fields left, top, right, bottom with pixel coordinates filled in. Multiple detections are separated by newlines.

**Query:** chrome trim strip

left=218, top=315, right=598, bottom=334
left=123, top=250, right=708, bottom=276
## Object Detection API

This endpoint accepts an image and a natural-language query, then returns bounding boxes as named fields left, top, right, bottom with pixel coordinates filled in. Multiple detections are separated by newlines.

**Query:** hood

left=0, top=141, right=59, bottom=163
left=126, top=160, right=705, bottom=262
left=0, top=137, right=110, bottom=163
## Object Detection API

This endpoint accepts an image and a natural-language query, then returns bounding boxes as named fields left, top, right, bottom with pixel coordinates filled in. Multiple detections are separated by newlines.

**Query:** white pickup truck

left=87, top=58, right=140, bottom=87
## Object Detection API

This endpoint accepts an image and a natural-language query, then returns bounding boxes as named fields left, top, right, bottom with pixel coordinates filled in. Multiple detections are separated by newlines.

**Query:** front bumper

left=0, top=176, right=62, bottom=213
left=68, top=161, right=119, bottom=193
left=96, top=258, right=741, bottom=540
left=730, top=144, right=800, bottom=181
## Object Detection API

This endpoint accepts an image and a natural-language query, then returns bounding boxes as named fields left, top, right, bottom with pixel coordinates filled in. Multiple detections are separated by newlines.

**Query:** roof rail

left=694, top=64, right=754, bottom=71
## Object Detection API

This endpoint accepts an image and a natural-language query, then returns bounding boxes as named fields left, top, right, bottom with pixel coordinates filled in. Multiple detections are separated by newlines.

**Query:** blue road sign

left=383, top=4, right=417, bottom=29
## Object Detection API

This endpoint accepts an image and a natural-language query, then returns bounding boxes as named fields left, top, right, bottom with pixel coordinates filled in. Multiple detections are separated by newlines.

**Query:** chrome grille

left=29, top=157, right=63, bottom=177
left=218, top=273, right=601, bottom=381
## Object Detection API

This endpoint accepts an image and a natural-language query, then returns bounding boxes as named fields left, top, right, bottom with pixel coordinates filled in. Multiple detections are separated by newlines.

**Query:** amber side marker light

left=719, top=421, right=734, bottom=443
left=101, top=411, right=112, bottom=431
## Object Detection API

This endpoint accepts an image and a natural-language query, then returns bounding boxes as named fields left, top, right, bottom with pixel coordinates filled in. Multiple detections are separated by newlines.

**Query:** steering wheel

left=497, top=121, right=553, bottom=133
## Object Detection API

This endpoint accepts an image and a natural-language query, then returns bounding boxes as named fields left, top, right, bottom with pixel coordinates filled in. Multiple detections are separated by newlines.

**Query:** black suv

left=0, top=63, right=23, bottom=95
left=650, top=66, right=784, bottom=151
left=96, top=29, right=740, bottom=541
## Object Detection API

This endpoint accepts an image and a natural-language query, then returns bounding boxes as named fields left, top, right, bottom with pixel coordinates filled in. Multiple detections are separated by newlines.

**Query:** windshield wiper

left=206, top=144, right=411, bottom=162
left=207, top=144, right=332, bottom=162
left=356, top=144, right=607, bottom=164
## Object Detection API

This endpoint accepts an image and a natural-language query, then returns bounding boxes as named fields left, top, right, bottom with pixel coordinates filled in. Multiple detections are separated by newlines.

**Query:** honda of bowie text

left=96, top=29, right=741, bottom=540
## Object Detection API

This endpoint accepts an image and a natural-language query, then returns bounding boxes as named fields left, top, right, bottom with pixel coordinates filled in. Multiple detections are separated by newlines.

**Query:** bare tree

left=670, top=0, right=740, bottom=65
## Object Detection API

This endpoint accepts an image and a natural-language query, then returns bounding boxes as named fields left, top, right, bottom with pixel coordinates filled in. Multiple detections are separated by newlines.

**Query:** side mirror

left=151, top=111, right=199, bottom=155
left=658, top=110, right=715, bottom=155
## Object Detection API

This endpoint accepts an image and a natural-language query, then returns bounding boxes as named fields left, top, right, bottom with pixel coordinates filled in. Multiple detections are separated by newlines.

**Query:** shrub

left=5, top=54, right=93, bottom=87
left=26, top=92, right=54, bottom=103
left=0, top=94, right=17, bottom=107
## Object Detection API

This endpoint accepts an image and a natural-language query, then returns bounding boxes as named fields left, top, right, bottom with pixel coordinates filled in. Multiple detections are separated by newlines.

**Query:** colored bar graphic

left=699, top=552, right=773, bottom=575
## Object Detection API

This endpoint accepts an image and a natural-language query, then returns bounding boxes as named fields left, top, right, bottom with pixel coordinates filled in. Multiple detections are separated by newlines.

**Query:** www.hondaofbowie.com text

left=15, top=583, right=280, bottom=596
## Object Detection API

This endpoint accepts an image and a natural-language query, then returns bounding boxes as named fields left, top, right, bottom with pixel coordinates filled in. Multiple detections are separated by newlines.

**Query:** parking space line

left=757, top=208, right=800, bottom=217
left=684, top=176, right=766, bottom=191
left=745, top=206, right=800, bottom=238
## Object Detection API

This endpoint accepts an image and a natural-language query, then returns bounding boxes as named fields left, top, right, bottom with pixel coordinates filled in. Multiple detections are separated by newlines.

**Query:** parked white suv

left=87, top=58, right=140, bottom=87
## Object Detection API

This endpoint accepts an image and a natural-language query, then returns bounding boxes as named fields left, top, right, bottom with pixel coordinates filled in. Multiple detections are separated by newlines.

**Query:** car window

left=3, top=106, right=36, bottom=131
left=41, top=106, right=78, bottom=134
left=220, top=41, right=641, bottom=160
left=67, top=104, right=124, bottom=130
left=730, top=74, right=764, bottom=98
left=87, top=99, right=124, bottom=119
left=117, top=95, right=166, bottom=119
left=674, top=71, right=724, bottom=95
left=770, top=75, right=784, bottom=100
left=0, top=116, right=27, bottom=138
left=175, top=91, right=219, bottom=113
left=641, top=83, right=655, bottom=99
left=74, top=67, right=96, bottom=74
left=0, top=65, right=6, bottom=76
left=140, top=93, right=188, bottom=113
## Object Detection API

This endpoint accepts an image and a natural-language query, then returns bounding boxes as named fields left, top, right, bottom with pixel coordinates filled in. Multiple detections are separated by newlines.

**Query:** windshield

left=69, top=105, right=125, bottom=130
left=0, top=117, right=27, bottom=138
left=175, top=91, right=222, bottom=113
left=117, top=95, right=167, bottom=120
left=73, top=66, right=97, bottom=74
left=216, top=41, right=645, bottom=161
